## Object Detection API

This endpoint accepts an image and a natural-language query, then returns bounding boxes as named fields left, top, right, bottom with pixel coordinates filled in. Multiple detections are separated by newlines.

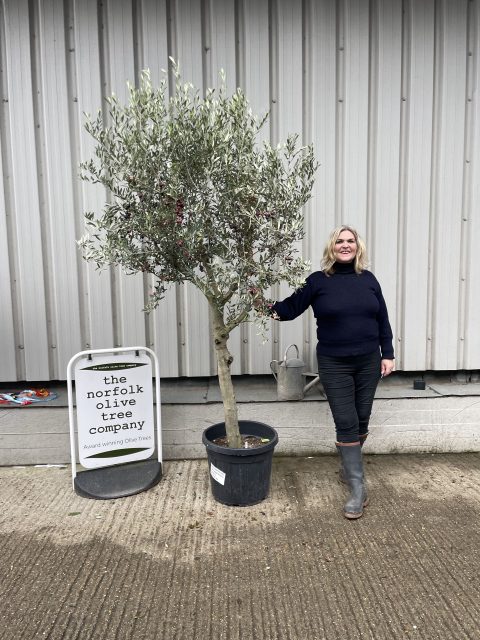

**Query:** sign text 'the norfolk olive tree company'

left=74, top=354, right=155, bottom=469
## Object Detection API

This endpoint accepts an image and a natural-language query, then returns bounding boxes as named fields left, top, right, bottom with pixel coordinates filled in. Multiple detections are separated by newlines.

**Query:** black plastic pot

left=202, top=420, right=278, bottom=506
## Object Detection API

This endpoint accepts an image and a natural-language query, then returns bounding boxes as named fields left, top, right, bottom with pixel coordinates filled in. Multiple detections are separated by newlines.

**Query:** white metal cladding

left=1, top=0, right=479, bottom=381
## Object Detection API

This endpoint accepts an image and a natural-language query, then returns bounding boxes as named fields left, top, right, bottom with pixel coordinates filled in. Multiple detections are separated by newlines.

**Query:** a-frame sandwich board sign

left=67, top=347, right=162, bottom=499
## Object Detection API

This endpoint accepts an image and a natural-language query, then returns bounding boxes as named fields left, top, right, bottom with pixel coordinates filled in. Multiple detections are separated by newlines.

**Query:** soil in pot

left=212, top=435, right=270, bottom=449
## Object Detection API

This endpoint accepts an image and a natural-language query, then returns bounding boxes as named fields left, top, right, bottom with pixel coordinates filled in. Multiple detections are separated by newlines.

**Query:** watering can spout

left=270, top=359, right=280, bottom=381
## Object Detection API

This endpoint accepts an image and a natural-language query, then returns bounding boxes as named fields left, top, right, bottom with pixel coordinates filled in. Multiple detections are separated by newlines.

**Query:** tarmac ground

left=0, top=453, right=479, bottom=640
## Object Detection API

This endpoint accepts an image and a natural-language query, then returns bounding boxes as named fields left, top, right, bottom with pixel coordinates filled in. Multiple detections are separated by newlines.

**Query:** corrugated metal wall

left=1, top=0, right=479, bottom=381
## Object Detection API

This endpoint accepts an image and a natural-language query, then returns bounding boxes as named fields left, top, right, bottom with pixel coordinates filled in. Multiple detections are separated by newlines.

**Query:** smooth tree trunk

left=210, top=305, right=242, bottom=448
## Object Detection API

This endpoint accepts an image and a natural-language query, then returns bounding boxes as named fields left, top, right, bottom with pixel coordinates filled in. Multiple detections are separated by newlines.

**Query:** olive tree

left=79, top=65, right=316, bottom=448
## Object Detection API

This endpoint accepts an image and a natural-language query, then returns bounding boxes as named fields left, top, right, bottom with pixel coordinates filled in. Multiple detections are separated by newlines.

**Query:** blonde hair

left=321, top=225, right=369, bottom=275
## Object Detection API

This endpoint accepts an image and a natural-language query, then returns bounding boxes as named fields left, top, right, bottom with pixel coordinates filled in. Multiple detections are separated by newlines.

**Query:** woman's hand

left=381, top=359, right=395, bottom=378
left=250, top=291, right=281, bottom=319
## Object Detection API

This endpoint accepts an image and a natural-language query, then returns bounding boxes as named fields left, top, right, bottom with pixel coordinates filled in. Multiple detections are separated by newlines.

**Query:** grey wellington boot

left=339, top=434, right=368, bottom=486
left=358, top=434, right=369, bottom=505
left=336, top=444, right=368, bottom=519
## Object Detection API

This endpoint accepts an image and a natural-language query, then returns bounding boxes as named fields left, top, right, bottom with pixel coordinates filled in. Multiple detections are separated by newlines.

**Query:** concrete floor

left=1, top=452, right=479, bottom=639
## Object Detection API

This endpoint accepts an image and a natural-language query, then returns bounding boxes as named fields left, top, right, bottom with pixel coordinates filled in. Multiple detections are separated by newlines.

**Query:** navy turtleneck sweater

left=272, top=262, right=394, bottom=359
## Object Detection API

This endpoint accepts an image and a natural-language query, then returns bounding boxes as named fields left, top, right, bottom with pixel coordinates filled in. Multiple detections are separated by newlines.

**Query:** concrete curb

left=1, top=394, right=480, bottom=465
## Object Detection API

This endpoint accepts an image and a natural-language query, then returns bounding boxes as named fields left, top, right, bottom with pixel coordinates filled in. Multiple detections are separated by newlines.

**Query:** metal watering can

left=270, top=344, right=306, bottom=401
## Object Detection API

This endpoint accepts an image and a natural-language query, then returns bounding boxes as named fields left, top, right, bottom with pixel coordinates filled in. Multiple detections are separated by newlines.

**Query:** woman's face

left=334, top=229, right=357, bottom=263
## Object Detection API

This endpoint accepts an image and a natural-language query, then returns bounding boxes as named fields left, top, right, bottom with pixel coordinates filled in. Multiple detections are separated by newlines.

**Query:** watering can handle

left=283, top=344, right=300, bottom=364
left=270, top=360, right=278, bottom=381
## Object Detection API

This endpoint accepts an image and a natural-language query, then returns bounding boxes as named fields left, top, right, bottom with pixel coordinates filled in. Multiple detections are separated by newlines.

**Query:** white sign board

left=74, top=354, right=155, bottom=469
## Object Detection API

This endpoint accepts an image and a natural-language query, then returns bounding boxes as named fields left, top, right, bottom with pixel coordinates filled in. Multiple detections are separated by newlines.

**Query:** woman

left=269, top=226, right=394, bottom=519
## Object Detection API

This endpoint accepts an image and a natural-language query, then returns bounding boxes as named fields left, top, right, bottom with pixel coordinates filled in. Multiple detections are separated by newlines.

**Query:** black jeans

left=318, top=350, right=381, bottom=444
